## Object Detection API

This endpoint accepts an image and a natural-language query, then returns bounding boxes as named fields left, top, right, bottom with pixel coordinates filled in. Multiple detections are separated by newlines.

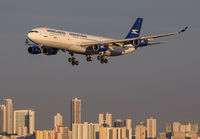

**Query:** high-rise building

left=17, top=126, right=28, bottom=137
left=114, top=119, right=123, bottom=127
left=71, top=98, right=81, bottom=129
left=55, top=125, right=69, bottom=139
left=159, top=132, right=167, bottom=139
left=4, top=99, right=13, bottom=134
left=99, top=126, right=129, bottom=139
left=172, top=122, right=192, bottom=133
left=124, top=119, right=132, bottom=129
left=125, top=119, right=132, bottom=139
left=135, top=122, right=146, bottom=139
left=34, top=130, right=54, bottom=139
left=99, top=112, right=112, bottom=127
left=165, top=123, right=171, bottom=133
left=14, top=110, right=35, bottom=135
left=172, top=122, right=181, bottom=132
left=0, top=105, right=6, bottom=134
left=68, top=131, right=72, bottom=139
left=72, top=122, right=99, bottom=139
left=147, top=117, right=156, bottom=139
left=54, top=113, right=63, bottom=129
left=166, top=122, right=199, bottom=139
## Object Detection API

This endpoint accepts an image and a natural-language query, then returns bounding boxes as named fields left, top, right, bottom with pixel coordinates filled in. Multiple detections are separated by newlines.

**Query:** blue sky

left=0, top=0, right=199, bottom=131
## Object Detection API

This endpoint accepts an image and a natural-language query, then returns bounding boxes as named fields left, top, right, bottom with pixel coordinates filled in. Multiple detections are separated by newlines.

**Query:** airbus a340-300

left=25, top=18, right=187, bottom=66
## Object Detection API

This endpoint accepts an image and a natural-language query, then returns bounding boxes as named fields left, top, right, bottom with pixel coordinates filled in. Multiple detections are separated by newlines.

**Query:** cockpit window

left=29, top=31, right=39, bottom=33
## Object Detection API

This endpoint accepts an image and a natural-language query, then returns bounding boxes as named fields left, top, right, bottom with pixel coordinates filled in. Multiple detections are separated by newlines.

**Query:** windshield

left=29, top=30, right=39, bottom=33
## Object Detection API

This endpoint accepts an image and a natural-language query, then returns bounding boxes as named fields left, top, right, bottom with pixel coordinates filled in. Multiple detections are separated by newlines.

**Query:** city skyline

left=0, top=98, right=200, bottom=139
left=0, top=98, right=199, bottom=133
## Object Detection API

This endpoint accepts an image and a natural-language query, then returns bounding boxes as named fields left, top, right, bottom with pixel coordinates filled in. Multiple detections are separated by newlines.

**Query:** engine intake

left=93, top=44, right=108, bottom=52
left=133, top=39, right=149, bottom=47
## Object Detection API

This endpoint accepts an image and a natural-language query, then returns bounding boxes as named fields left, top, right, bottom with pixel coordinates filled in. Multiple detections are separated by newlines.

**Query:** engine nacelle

left=133, top=39, right=149, bottom=47
left=28, top=47, right=41, bottom=54
left=42, top=47, right=58, bottom=55
left=93, top=44, right=108, bottom=52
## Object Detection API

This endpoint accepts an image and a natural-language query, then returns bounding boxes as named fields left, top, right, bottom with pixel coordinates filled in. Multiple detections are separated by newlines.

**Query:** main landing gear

left=86, top=55, right=93, bottom=62
left=97, top=55, right=108, bottom=64
left=68, top=53, right=79, bottom=66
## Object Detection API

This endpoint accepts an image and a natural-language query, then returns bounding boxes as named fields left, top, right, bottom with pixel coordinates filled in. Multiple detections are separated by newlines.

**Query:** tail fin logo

left=131, top=29, right=139, bottom=35
left=125, top=17, right=143, bottom=39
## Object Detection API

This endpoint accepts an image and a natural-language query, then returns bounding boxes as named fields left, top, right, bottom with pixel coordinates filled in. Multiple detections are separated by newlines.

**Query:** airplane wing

left=80, top=27, right=188, bottom=47
left=141, top=27, right=188, bottom=41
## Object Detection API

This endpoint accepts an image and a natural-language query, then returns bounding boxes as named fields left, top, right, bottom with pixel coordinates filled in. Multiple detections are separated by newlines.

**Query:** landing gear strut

left=97, top=55, right=108, bottom=64
left=68, top=53, right=79, bottom=66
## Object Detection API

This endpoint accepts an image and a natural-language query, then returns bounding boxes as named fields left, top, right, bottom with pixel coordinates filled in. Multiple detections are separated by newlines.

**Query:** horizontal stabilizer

left=148, top=41, right=167, bottom=46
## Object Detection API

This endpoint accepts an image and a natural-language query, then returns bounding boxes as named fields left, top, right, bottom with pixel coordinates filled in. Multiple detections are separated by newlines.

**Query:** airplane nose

left=27, top=33, right=31, bottom=39
left=27, top=33, right=35, bottom=41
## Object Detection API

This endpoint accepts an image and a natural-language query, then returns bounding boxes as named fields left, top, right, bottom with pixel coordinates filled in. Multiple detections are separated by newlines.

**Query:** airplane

left=25, top=18, right=187, bottom=66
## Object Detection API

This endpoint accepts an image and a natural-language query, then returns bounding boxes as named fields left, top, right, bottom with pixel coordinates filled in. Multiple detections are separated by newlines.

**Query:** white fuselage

left=27, top=27, right=136, bottom=56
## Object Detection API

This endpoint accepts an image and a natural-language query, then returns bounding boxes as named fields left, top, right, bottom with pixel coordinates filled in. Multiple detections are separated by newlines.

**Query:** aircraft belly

left=67, top=45, right=86, bottom=54
left=36, top=38, right=86, bottom=53
left=105, top=46, right=135, bottom=56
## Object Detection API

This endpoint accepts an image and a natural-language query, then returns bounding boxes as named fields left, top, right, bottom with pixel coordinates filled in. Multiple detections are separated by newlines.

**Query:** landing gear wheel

left=68, top=57, right=72, bottom=62
left=72, top=61, right=75, bottom=66
left=101, top=59, right=104, bottom=64
left=89, top=57, right=93, bottom=61
left=97, top=56, right=101, bottom=60
left=86, top=56, right=93, bottom=62
left=104, top=59, right=108, bottom=63
left=68, top=53, right=79, bottom=66
left=75, top=61, right=79, bottom=65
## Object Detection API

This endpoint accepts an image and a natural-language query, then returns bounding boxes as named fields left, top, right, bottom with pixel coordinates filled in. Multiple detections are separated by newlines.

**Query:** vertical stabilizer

left=125, top=18, right=143, bottom=39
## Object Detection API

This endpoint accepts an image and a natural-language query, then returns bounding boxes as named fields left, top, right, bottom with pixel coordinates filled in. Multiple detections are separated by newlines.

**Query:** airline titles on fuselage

left=47, top=29, right=88, bottom=39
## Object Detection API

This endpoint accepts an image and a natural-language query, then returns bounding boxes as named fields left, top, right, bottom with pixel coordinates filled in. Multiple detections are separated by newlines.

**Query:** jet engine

left=93, top=44, right=108, bottom=52
left=133, top=39, right=149, bottom=48
left=42, top=47, right=58, bottom=55
left=28, top=47, right=41, bottom=54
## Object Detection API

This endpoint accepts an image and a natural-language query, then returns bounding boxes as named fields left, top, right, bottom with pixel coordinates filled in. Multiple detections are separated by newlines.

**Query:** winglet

left=180, top=27, right=188, bottom=33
